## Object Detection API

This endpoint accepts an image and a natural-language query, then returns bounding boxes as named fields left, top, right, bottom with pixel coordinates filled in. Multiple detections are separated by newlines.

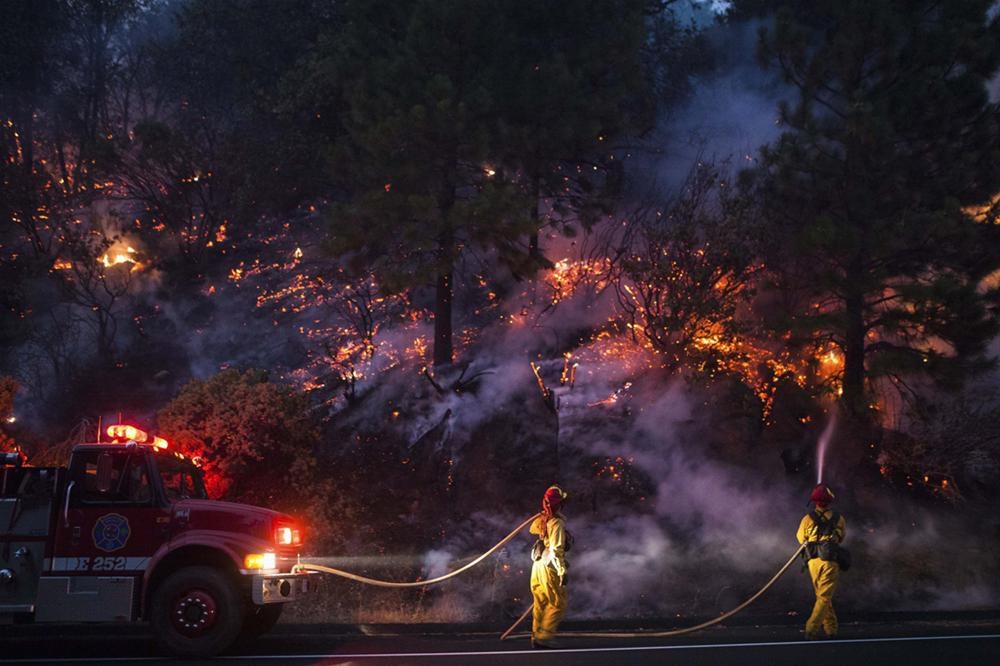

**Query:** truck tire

left=150, top=565, right=245, bottom=658
left=240, top=603, right=283, bottom=640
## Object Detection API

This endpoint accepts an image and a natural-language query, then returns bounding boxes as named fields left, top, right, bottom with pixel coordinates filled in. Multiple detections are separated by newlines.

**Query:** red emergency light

left=274, top=524, right=302, bottom=546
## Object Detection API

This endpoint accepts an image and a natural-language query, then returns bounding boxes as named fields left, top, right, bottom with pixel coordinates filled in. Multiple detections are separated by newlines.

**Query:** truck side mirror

left=96, top=453, right=114, bottom=494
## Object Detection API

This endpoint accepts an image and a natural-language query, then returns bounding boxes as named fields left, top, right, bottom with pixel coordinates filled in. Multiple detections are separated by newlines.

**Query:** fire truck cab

left=0, top=426, right=311, bottom=657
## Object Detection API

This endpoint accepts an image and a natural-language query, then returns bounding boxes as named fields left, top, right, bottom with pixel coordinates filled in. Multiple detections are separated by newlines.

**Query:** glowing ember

left=546, top=257, right=613, bottom=306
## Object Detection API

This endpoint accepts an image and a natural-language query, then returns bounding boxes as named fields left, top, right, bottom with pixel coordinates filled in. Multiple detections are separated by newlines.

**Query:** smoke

left=631, top=17, right=791, bottom=196
left=397, top=362, right=1000, bottom=622
left=422, top=549, right=456, bottom=579
left=9, top=2, right=998, bottom=626
left=282, top=13, right=1000, bottom=622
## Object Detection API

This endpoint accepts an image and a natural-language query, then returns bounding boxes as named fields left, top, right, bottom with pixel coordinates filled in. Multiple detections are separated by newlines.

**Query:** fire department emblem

left=93, top=513, right=131, bottom=552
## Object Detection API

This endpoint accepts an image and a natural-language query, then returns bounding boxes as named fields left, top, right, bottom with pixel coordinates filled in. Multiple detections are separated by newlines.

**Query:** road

left=2, top=616, right=998, bottom=665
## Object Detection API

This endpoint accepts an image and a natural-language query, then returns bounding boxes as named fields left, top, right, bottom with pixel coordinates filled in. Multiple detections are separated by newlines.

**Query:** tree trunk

left=842, top=287, right=867, bottom=421
left=433, top=199, right=454, bottom=367
left=433, top=268, right=453, bottom=367
left=528, top=173, right=541, bottom=259
left=434, top=174, right=456, bottom=367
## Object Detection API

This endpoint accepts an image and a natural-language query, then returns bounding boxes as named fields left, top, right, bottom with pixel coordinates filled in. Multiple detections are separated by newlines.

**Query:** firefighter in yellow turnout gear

left=529, top=485, right=569, bottom=649
left=797, top=484, right=846, bottom=639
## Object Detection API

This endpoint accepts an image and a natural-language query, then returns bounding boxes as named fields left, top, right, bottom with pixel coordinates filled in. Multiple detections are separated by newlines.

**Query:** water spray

left=815, top=409, right=838, bottom=485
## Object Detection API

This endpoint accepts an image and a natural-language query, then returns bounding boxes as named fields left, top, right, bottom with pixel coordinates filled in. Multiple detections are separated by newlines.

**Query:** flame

left=964, top=192, right=1000, bottom=223
left=546, top=257, right=612, bottom=306
left=98, top=245, right=142, bottom=271
left=405, top=336, right=429, bottom=361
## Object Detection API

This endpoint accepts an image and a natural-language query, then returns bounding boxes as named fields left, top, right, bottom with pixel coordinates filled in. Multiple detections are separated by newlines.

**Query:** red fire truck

left=0, top=425, right=311, bottom=657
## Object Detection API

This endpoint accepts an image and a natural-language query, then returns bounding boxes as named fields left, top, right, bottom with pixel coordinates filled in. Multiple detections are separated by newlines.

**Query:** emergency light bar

left=106, top=424, right=169, bottom=449
left=107, top=424, right=146, bottom=442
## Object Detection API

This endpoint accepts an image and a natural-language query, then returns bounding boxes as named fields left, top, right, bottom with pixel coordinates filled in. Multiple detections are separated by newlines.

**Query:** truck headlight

left=244, top=552, right=277, bottom=570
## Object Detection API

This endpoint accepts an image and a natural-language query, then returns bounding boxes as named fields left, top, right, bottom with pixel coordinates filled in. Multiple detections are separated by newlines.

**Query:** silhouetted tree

left=744, top=0, right=1000, bottom=420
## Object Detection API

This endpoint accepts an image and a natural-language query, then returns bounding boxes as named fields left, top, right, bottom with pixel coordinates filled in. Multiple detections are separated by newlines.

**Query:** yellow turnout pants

left=806, top=557, right=840, bottom=637
left=530, top=560, right=567, bottom=642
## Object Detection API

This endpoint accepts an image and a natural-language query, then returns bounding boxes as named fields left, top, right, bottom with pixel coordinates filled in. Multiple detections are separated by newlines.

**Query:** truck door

left=42, top=447, right=171, bottom=621
left=0, top=466, right=61, bottom=619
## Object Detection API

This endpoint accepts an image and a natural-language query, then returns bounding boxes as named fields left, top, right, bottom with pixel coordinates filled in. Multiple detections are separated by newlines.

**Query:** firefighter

left=529, top=485, right=569, bottom=649
left=797, top=483, right=846, bottom=639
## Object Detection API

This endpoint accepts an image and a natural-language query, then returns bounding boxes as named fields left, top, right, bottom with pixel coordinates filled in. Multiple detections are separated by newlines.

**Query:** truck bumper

left=250, top=572, right=312, bottom=605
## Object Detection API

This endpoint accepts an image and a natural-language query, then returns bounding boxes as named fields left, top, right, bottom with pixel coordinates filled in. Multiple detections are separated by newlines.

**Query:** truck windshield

left=156, top=455, right=208, bottom=501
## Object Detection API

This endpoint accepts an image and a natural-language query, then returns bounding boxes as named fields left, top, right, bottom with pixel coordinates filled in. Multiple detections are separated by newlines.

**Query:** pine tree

left=305, top=0, right=661, bottom=366
left=746, top=0, right=1000, bottom=420
left=490, top=0, right=658, bottom=265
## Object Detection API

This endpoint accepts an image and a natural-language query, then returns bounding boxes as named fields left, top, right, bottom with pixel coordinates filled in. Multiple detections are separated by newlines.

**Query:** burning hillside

left=2, top=0, right=1000, bottom=628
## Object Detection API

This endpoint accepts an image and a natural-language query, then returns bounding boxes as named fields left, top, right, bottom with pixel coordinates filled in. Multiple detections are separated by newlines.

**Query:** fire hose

left=291, top=513, right=540, bottom=587
left=292, top=515, right=806, bottom=641
left=501, top=542, right=807, bottom=640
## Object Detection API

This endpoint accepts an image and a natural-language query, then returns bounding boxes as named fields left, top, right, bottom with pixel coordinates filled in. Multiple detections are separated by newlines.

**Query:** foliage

left=120, top=0, right=327, bottom=278
left=881, top=384, right=1000, bottom=503
left=1, top=0, right=150, bottom=385
left=745, top=0, right=1000, bottom=419
left=616, top=163, right=759, bottom=373
left=157, top=368, right=320, bottom=512
left=489, top=0, right=665, bottom=259
left=318, top=272, right=410, bottom=403
left=302, top=0, right=524, bottom=366
left=300, top=0, right=665, bottom=366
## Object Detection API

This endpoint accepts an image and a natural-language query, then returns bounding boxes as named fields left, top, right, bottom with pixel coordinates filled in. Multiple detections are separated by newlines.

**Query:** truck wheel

left=240, top=603, right=283, bottom=639
left=150, top=565, right=245, bottom=658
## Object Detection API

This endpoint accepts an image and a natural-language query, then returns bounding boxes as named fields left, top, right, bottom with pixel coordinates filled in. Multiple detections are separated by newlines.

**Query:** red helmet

left=810, top=484, right=835, bottom=504
left=543, top=485, right=567, bottom=512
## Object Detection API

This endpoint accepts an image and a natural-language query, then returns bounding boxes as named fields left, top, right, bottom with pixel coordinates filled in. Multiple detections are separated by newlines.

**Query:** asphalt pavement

left=1, top=615, right=998, bottom=665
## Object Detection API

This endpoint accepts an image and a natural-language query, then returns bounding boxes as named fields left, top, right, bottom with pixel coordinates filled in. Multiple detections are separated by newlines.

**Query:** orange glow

left=152, top=436, right=169, bottom=450
left=98, top=244, right=141, bottom=271
left=546, top=257, right=612, bottom=305
left=244, top=552, right=277, bottom=570
left=964, top=192, right=999, bottom=223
